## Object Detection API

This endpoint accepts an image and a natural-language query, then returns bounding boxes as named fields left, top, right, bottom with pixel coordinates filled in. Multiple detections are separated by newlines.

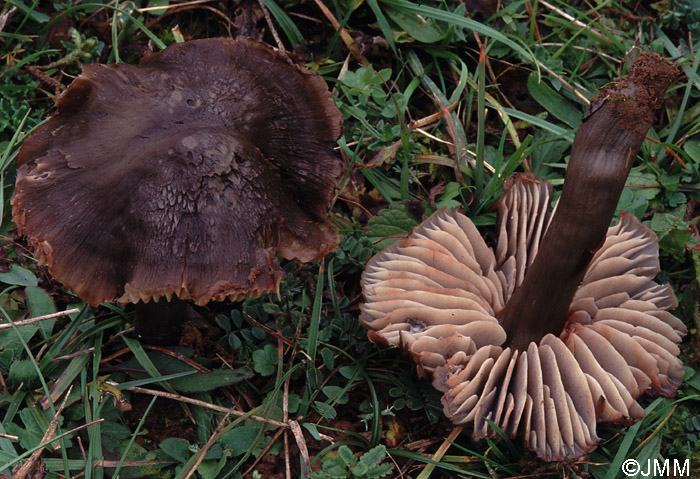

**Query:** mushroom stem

left=499, top=53, right=678, bottom=350
left=134, top=298, right=193, bottom=345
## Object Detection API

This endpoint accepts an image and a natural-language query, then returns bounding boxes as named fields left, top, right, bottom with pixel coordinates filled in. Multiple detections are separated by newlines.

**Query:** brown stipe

left=498, top=52, right=678, bottom=349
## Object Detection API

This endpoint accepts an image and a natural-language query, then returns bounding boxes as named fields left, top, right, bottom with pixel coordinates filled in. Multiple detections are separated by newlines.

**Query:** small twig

left=14, top=386, right=73, bottom=479
left=3, top=418, right=103, bottom=475
left=34, top=343, right=48, bottom=363
left=342, top=104, right=460, bottom=151
left=538, top=43, right=622, bottom=63
left=77, top=435, right=86, bottom=461
left=471, top=32, right=518, bottom=112
left=645, top=136, right=688, bottom=169
left=283, top=341, right=291, bottom=479
left=243, top=427, right=286, bottom=476
left=435, top=99, right=482, bottom=181
left=143, top=345, right=211, bottom=373
left=284, top=417, right=291, bottom=479
left=338, top=195, right=373, bottom=219
left=257, top=0, right=285, bottom=51
left=52, top=347, right=95, bottom=361
left=244, top=312, right=295, bottom=348
left=636, top=405, right=676, bottom=452
left=0, top=308, right=80, bottom=331
left=415, top=427, right=463, bottom=479
left=125, top=385, right=288, bottom=428
left=676, top=127, right=700, bottom=147
left=96, top=459, right=174, bottom=468
left=386, top=449, right=405, bottom=479
left=0, top=7, right=16, bottom=33
left=525, top=1, right=541, bottom=41
left=289, top=420, right=311, bottom=471
left=403, top=437, right=444, bottom=451
left=183, top=409, right=233, bottom=479
left=100, top=346, right=133, bottom=363
left=288, top=11, right=323, bottom=24
left=606, top=6, right=655, bottom=23
left=336, top=53, right=351, bottom=85
left=0, top=370, right=8, bottom=395
left=0, top=433, right=18, bottom=441
left=26, top=66, right=65, bottom=95
left=537, top=61, right=591, bottom=104
left=538, top=0, right=612, bottom=43
left=313, top=0, right=368, bottom=65
left=144, top=4, right=232, bottom=37
left=410, top=103, right=459, bottom=130
left=111, top=327, right=136, bottom=339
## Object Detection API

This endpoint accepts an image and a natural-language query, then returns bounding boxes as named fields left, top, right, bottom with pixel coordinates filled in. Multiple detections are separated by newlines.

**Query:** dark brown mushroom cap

left=12, top=37, right=344, bottom=306
left=360, top=174, right=686, bottom=461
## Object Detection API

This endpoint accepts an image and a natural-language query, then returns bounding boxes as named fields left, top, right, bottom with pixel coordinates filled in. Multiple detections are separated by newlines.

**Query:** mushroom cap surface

left=360, top=174, right=686, bottom=461
left=13, top=37, right=344, bottom=306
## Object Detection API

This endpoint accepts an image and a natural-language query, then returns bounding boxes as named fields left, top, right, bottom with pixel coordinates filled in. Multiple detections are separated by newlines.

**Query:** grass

left=1, top=0, right=700, bottom=478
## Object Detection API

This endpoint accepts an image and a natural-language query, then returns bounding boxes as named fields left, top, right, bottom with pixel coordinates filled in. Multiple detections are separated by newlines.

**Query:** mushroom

left=359, top=53, right=684, bottom=461
left=12, top=38, right=343, bottom=332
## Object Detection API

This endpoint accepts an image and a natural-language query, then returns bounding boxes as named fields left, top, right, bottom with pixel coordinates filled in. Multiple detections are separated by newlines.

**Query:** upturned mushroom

left=13, top=38, right=344, bottom=336
left=359, top=53, right=685, bottom=461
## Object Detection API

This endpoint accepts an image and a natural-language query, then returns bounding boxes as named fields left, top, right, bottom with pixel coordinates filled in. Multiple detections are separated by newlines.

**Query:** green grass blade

left=38, top=305, right=94, bottom=368
left=121, top=335, right=178, bottom=394
left=86, top=331, right=104, bottom=479
left=362, top=371, right=381, bottom=447
left=526, top=73, right=583, bottom=128
left=117, top=371, right=198, bottom=389
left=260, top=0, right=305, bottom=47
left=664, top=47, right=700, bottom=149
left=113, top=396, right=158, bottom=477
left=47, top=3, right=166, bottom=50
left=111, top=7, right=121, bottom=63
left=7, top=0, right=49, bottom=24
left=327, top=257, right=342, bottom=322
left=0, top=304, right=72, bottom=475
left=381, top=0, right=535, bottom=65
left=367, top=0, right=397, bottom=54
left=475, top=45, right=486, bottom=203
left=306, top=263, right=324, bottom=366
left=388, top=448, right=489, bottom=477
left=502, top=107, right=573, bottom=139
left=602, top=398, right=666, bottom=479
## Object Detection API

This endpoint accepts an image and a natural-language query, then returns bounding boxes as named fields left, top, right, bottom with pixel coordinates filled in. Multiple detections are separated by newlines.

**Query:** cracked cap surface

left=13, top=37, right=344, bottom=306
